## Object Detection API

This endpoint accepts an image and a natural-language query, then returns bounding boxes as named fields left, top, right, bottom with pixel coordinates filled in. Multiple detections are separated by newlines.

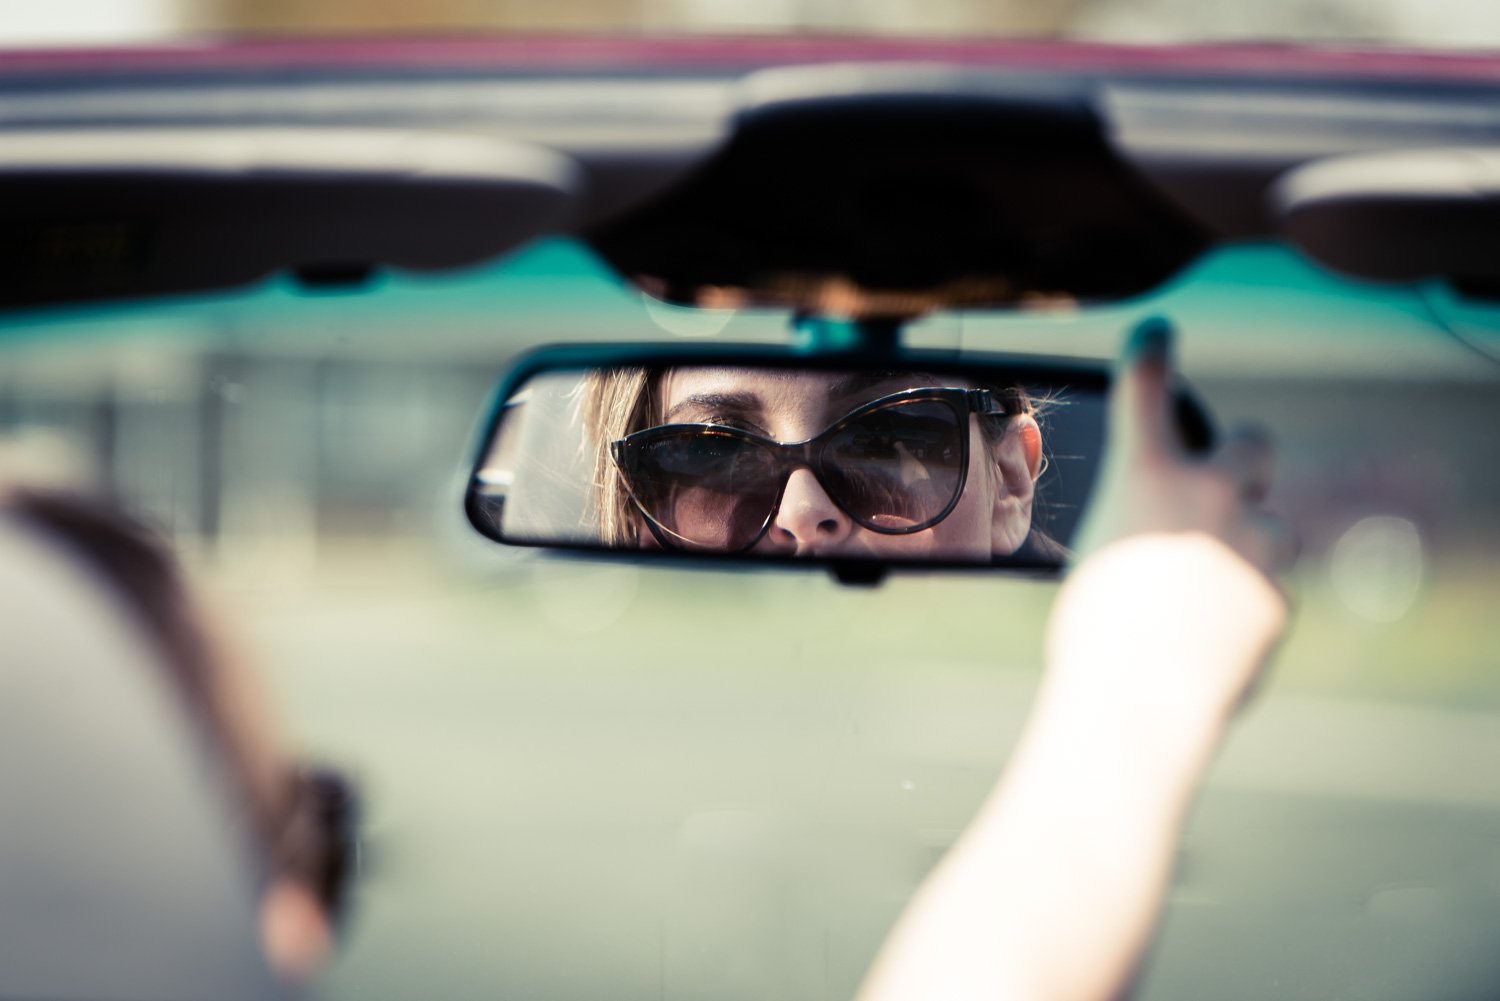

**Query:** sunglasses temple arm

left=968, top=388, right=1026, bottom=418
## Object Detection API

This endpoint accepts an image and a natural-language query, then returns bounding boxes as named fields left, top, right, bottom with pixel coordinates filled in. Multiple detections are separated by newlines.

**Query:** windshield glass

left=3, top=237, right=1499, bottom=999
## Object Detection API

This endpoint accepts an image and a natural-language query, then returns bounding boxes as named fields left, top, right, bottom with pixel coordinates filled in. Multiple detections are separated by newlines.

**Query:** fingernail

left=1125, top=316, right=1173, bottom=360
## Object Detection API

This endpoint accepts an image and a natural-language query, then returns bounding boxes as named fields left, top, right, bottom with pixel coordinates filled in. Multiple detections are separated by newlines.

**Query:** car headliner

left=8, top=35, right=1500, bottom=312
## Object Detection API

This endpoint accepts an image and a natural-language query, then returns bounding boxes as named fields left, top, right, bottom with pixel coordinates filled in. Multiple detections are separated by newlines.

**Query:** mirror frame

left=464, top=342, right=1125, bottom=584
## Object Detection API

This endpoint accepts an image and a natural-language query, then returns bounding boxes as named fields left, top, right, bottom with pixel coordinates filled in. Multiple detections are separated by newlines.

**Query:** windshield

left=3, top=237, right=1499, bottom=999
left=4, top=0, right=1500, bottom=52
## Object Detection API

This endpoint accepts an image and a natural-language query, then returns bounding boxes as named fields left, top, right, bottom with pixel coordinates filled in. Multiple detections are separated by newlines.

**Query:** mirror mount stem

left=792, top=314, right=904, bottom=356
left=829, top=560, right=888, bottom=587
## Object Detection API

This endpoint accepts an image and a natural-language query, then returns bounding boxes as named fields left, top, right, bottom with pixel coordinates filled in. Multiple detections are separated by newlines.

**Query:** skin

left=191, top=598, right=336, bottom=983
left=260, top=878, right=334, bottom=982
left=0, top=494, right=336, bottom=984
left=655, top=368, right=1043, bottom=560
left=856, top=322, right=1293, bottom=1001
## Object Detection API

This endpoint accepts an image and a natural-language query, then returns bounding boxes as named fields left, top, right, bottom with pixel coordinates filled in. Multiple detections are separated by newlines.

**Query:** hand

left=854, top=321, right=1295, bottom=1001
left=855, top=320, right=1294, bottom=1001
left=1073, top=318, right=1296, bottom=577
left=1055, top=318, right=1294, bottom=724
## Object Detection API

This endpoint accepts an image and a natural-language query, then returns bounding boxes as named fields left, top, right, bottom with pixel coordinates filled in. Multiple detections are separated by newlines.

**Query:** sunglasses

left=612, top=387, right=1016, bottom=554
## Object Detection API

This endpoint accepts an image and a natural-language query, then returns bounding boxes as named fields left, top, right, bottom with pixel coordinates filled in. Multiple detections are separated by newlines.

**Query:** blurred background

left=3, top=4, right=1500, bottom=1001
left=4, top=232, right=1500, bottom=1000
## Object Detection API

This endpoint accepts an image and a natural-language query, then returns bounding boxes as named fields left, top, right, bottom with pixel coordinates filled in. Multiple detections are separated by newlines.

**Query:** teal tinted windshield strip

left=0, top=237, right=793, bottom=351
left=4, top=238, right=1499, bottom=379
left=955, top=244, right=1500, bottom=381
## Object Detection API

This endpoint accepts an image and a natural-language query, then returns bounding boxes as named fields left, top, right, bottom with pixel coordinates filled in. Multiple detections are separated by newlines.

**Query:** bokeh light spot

left=1329, top=515, right=1424, bottom=623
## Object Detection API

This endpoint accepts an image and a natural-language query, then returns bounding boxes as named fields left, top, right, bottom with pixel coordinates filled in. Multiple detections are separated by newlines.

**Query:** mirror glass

left=468, top=361, right=1107, bottom=568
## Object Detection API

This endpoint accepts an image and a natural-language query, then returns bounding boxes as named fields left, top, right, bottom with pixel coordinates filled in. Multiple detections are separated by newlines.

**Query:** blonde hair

left=580, top=367, right=655, bottom=546
left=581, top=367, right=1065, bottom=557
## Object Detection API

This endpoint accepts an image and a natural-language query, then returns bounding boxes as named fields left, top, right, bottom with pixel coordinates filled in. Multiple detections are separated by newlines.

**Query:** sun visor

left=0, top=517, right=286, bottom=1001
left=1274, top=148, right=1500, bottom=286
left=0, top=128, right=582, bottom=308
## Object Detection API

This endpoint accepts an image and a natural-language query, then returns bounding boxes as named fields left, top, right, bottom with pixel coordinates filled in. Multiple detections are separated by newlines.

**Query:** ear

left=989, top=414, right=1043, bottom=556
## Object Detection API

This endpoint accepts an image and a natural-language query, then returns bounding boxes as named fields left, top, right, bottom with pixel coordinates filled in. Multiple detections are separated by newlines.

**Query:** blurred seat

left=0, top=516, right=287, bottom=1001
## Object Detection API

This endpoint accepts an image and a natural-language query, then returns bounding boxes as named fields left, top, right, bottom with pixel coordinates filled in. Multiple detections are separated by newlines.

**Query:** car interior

left=0, top=516, right=285, bottom=1001
left=1, top=34, right=1499, bottom=1001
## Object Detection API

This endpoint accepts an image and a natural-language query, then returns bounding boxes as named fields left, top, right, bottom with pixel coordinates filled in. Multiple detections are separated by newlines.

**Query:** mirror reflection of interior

left=470, top=363, right=1105, bottom=567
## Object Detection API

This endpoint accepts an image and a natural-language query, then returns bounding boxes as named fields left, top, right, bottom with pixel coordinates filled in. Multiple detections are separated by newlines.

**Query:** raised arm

left=856, top=320, right=1293, bottom=1001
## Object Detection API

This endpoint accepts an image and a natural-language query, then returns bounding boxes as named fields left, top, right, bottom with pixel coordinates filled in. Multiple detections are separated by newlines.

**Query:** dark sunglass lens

left=631, top=433, right=780, bottom=551
left=821, top=400, right=966, bottom=531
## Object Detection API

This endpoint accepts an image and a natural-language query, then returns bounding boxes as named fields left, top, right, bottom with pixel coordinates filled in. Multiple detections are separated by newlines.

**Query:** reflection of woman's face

left=652, top=368, right=1040, bottom=560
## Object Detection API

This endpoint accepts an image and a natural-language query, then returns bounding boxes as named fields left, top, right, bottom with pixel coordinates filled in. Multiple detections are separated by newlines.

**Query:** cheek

left=921, top=473, right=994, bottom=557
left=857, top=426, right=994, bottom=560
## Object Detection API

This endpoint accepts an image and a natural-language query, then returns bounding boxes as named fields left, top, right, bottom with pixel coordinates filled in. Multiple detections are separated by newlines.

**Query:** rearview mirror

left=465, top=345, right=1176, bottom=579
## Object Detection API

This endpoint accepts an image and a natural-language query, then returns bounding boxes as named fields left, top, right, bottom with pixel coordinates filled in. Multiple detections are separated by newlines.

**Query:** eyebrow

left=824, top=371, right=947, bottom=403
left=664, top=391, right=763, bottom=424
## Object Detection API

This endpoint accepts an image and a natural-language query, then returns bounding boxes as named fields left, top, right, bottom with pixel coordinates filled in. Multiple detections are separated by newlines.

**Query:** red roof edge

left=1, top=33, right=1498, bottom=82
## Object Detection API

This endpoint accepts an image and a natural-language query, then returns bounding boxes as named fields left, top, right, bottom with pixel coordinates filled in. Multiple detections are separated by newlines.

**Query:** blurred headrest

left=0, top=516, right=287, bottom=1001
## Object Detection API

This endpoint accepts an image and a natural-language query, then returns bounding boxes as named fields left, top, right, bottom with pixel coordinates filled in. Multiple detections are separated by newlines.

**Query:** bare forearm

left=858, top=676, right=1214, bottom=1001
left=907, top=683, right=1216, bottom=1001
left=857, top=534, right=1285, bottom=1001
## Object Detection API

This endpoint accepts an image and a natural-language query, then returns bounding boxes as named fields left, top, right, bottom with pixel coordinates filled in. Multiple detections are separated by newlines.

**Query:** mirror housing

left=464, top=343, right=1149, bottom=583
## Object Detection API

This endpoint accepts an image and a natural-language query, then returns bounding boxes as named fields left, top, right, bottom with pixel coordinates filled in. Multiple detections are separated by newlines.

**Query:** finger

left=1111, top=317, right=1176, bottom=461
left=1211, top=424, right=1276, bottom=502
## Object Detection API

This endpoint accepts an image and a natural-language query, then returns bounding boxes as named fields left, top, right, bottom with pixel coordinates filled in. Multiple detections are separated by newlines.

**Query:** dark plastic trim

left=1273, top=147, right=1500, bottom=282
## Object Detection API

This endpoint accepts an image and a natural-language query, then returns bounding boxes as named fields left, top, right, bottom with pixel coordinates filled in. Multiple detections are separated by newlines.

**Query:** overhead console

left=14, top=54, right=1500, bottom=314
left=586, top=64, right=1209, bottom=314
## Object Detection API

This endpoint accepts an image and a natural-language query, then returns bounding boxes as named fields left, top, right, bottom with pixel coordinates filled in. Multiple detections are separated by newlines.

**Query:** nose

left=768, top=468, right=854, bottom=554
